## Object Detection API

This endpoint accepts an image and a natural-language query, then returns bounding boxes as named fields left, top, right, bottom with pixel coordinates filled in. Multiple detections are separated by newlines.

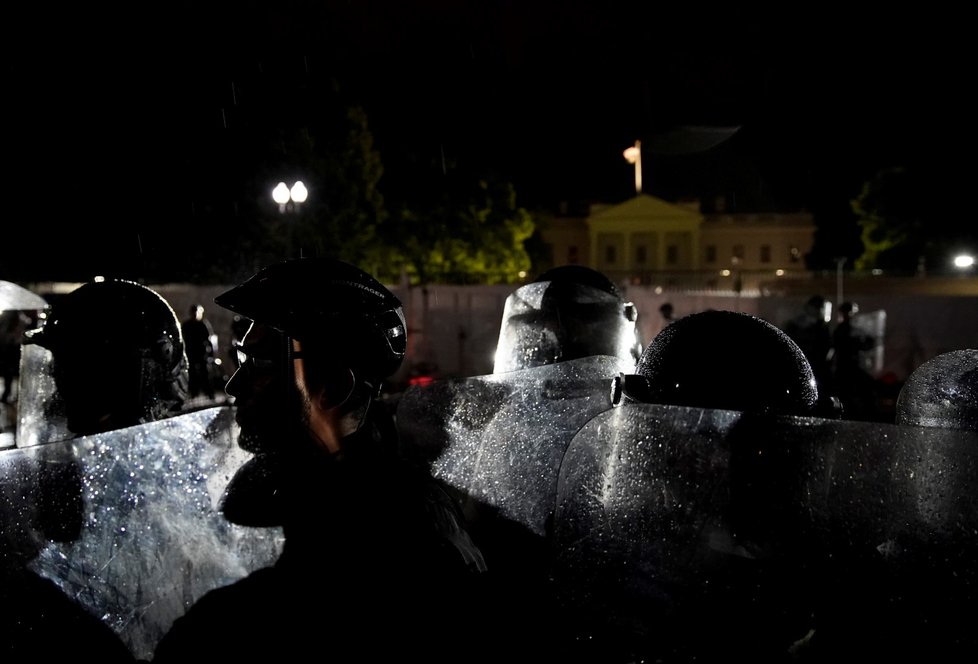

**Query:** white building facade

left=538, top=194, right=816, bottom=291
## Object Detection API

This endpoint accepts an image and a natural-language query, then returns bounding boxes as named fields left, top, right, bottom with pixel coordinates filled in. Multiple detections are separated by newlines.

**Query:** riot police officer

left=24, top=278, right=189, bottom=437
left=494, top=264, right=641, bottom=373
left=154, top=257, right=488, bottom=662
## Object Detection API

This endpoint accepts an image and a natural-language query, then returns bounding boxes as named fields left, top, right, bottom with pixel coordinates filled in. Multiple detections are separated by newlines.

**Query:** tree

left=175, top=70, right=389, bottom=283
left=372, top=166, right=536, bottom=285
left=852, top=167, right=922, bottom=272
left=267, top=106, right=386, bottom=267
left=852, top=166, right=971, bottom=274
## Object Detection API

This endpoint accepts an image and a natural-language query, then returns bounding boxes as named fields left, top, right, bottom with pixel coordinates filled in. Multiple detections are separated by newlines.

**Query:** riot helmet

left=493, top=265, right=641, bottom=373
left=215, top=258, right=407, bottom=526
left=215, top=257, right=407, bottom=387
left=25, top=278, right=189, bottom=435
left=627, top=309, right=818, bottom=415
left=895, top=349, right=978, bottom=431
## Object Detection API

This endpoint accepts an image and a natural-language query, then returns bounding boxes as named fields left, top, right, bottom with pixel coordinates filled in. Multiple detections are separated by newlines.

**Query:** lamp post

left=272, top=180, right=308, bottom=258
left=834, top=256, right=846, bottom=306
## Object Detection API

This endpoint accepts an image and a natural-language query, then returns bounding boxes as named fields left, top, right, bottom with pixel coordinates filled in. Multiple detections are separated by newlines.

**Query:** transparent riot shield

left=15, top=342, right=65, bottom=447
left=852, top=308, right=886, bottom=376
left=397, top=355, right=627, bottom=538
left=551, top=401, right=978, bottom=661
left=493, top=279, right=640, bottom=374
left=0, top=406, right=284, bottom=660
left=0, top=303, right=45, bottom=448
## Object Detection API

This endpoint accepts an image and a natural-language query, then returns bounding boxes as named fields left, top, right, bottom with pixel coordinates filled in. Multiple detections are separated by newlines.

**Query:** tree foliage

left=852, top=167, right=972, bottom=274
left=2, top=57, right=538, bottom=287
left=370, top=169, right=536, bottom=285
left=271, top=106, right=386, bottom=267
left=202, top=68, right=536, bottom=286
left=852, top=167, right=922, bottom=271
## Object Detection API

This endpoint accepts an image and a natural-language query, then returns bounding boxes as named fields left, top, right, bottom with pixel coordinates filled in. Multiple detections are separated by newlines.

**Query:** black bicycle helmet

left=215, top=257, right=406, bottom=382
left=628, top=309, right=817, bottom=415
left=26, top=278, right=189, bottom=433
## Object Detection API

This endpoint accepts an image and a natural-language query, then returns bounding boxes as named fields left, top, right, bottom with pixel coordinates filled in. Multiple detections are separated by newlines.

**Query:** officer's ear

left=292, top=343, right=356, bottom=411
left=317, top=366, right=356, bottom=410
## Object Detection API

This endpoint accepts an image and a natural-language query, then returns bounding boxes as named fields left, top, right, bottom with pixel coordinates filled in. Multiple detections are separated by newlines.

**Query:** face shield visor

left=493, top=280, right=639, bottom=374
left=15, top=342, right=68, bottom=446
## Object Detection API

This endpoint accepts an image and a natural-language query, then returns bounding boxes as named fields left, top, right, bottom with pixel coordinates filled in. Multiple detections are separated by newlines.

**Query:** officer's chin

left=236, top=426, right=277, bottom=455
left=219, top=454, right=284, bottom=527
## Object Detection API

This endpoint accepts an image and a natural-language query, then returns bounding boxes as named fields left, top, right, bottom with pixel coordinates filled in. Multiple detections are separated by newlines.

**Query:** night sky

left=3, top=2, right=972, bottom=279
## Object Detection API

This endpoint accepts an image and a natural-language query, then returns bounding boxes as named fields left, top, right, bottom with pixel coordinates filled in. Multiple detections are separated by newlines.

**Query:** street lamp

left=272, top=180, right=308, bottom=213
left=272, top=180, right=309, bottom=258
left=953, top=254, right=975, bottom=270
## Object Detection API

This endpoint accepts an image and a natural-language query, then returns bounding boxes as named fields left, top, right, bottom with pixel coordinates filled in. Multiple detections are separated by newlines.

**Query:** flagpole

left=623, top=140, right=642, bottom=194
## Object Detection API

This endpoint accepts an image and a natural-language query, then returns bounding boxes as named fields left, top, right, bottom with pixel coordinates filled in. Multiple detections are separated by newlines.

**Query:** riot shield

left=852, top=308, right=886, bottom=375
left=14, top=342, right=65, bottom=446
left=0, top=406, right=283, bottom=660
left=551, top=401, right=978, bottom=661
left=493, top=278, right=640, bottom=373
left=0, top=280, right=47, bottom=311
left=397, top=355, right=627, bottom=538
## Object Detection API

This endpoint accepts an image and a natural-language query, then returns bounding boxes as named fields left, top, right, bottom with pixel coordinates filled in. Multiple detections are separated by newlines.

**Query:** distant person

left=24, top=278, right=189, bottom=436
left=830, top=301, right=878, bottom=420
left=181, top=303, right=218, bottom=402
left=783, top=295, right=834, bottom=402
left=659, top=302, right=675, bottom=325
left=153, top=257, right=490, bottom=663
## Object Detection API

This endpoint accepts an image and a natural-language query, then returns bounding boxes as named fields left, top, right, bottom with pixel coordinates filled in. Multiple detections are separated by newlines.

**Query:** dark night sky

left=2, top=2, right=973, bottom=279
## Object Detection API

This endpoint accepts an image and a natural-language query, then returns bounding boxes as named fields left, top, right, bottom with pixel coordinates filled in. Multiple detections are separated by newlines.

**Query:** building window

left=705, top=245, right=717, bottom=263
left=760, top=245, right=771, bottom=263
left=733, top=245, right=745, bottom=260
left=666, top=245, right=679, bottom=265
left=605, top=245, right=617, bottom=264
left=568, top=245, right=579, bottom=264
left=636, top=245, right=647, bottom=264
left=789, top=246, right=801, bottom=263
